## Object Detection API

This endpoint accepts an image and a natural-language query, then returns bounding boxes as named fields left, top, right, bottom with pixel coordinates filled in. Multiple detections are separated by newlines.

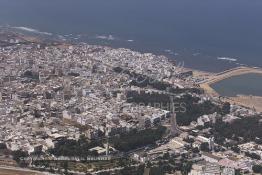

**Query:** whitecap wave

left=127, top=39, right=134, bottom=42
left=164, top=49, right=179, bottom=56
left=193, top=53, right=201, bottom=56
left=96, top=34, right=115, bottom=41
left=236, top=63, right=246, bottom=66
left=217, top=57, right=237, bottom=62
left=13, top=26, right=52, bottom=36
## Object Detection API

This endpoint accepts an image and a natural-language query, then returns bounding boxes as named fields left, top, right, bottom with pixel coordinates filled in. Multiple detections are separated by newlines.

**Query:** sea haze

left=0, top=0, right=262, bottom=72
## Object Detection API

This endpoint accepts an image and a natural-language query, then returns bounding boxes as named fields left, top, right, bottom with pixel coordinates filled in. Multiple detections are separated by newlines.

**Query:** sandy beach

left=228, top=95, right=262, bottom=113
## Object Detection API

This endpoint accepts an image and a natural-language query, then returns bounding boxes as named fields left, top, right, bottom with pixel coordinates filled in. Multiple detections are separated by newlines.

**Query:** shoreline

left=226, top=95, right=262, bottom=113
left=3, top=25, right=257, bottom=74
left=2, top=28, right=262, bottom=112
left=199, top=66, right=262, bottom=96
left=196, top=66, right=262, bottom=112
left=198, top=66, right=262, bottom=96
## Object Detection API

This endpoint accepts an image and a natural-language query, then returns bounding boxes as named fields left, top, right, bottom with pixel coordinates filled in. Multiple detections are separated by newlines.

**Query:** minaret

left=106, top=136, right=109, bottom=156
left=63, top=77, right=71, bottom=103
left=209, top=137, right=215, bottom=151
left=170, top=96, right=181, bottom=136
left=105, top=116, right=110, bottom=156
left=39, top=72, right=42, bottom=84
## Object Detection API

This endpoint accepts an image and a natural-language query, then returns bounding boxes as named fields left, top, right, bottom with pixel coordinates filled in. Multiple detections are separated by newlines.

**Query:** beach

left=195, top=66, right=262, bottom=112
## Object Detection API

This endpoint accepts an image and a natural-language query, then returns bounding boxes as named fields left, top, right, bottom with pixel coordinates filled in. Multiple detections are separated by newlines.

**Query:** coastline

left=198, top=66, right=262, bottom=96
left=195, top=66, right=262, bottom=112
left=226, top=95, right=262, bottom=113
left=2, top=28, right=262, bottom=112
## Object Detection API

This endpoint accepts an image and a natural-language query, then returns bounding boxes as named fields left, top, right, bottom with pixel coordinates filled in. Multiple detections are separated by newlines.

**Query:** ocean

left=0, top=0, right=262, bottom=72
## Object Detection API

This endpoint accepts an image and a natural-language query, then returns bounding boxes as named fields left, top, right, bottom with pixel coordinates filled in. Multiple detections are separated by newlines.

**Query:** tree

left=62, top=161, right=69, bottom=174
left=149, top=166, right=164, bottom=175
left=111, top=126, right=166, bottom=152
left=146, top=161, right=152, bottom=168
left=221, top=102, right=230, bottom=115
left=127, top=91, right=220, bottom=126
left=200, top=142, right=210, bottom=152
left=0, top=143, right=7, bottom=149
left=12, top=150, right=28, bottom=163
left=136, top=164, right=145, bottom=175
left=181, top=161, right=192, bottom=175
left=213, top=116, right=262, bottom=142
left=231, top=146, right=240, bottom=153
left=235, top=169, right=241, bottom=175
left=48, top=136, right=101, bottom=157
left=253, top=164, right=262, bottom=174
left=245, top=152, right=261, bottom=160
left=163, top=152, right=170, bottom=159
left=192, top=147, right=199, bottom=153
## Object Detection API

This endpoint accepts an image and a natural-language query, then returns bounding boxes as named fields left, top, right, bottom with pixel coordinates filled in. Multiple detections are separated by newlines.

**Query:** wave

left=192, top=52, right=201, bottom=56
left=236, top=62, right=246, bottom=66
left=96, top=34, right=115, bottom=41
left=164, top=49, right=179, bottom=56
left=217, top=57, right=237, bottom=62
left=127, top=39, right=134, bottom=42
left=12, top=26, right=52, bottom=36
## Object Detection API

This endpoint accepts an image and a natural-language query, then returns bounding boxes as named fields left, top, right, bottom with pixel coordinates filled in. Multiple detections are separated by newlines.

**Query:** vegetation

left=0, top=143, right=7, bottom=149
left=119, top=164, right=145, bottom=175
left=153, top=159, right=192, bottom=175
left=68, top=72, right=80, bottom=77
left=181, top=161, right=193, bottom=175
left=111, top=126, right=166, bottom=152
left=252, top=164, right=262, bottom=174
left=149, top=166, right=164, bottom=175
left=231, top=146, right=240, bottom=153
left=113, top=67, right=203, bottom=94
left=12, top=150, right=29, bottom=163
left=48, top=135, right=101, bottom=157
left=245, top=152, right=261, bottom=160
left=200, top=142, right=210, bottom=152
left=221, top=102, right=230, bottom=115
left=213, top=116, right=262, bottom=143
left=11, top=150, right=29, bottom=167
left=177, top=99, right=219, bottom=126
left=127, top=91, right=220, bottom=126
left=23, top=70, right=39, bottom=80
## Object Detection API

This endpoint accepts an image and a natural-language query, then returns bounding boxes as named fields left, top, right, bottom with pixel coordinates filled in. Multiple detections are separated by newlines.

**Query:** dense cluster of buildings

left=0, top=32, right=262, bottom=174
left=0, top=34, right=181, bottom=154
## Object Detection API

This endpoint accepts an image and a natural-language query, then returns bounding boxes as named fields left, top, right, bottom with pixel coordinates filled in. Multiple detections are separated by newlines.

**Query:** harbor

left=198, top=66, right=262, bottom=112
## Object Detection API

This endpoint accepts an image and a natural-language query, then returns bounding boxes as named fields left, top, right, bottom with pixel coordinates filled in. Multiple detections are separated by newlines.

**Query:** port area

left=197, top=66, right=262, bottom=112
